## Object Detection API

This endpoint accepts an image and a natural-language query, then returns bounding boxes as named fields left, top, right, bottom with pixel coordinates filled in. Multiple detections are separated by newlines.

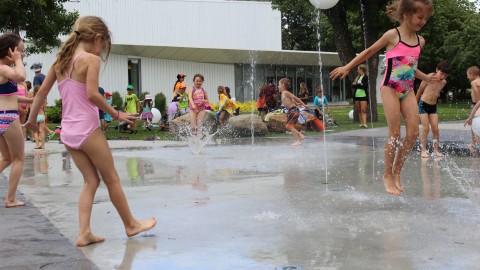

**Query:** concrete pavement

left=1, top=121, right=480, bottom=270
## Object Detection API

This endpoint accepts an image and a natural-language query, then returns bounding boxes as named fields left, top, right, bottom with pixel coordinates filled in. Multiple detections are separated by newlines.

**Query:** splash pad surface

left=14, top=127, right=480, bottom=269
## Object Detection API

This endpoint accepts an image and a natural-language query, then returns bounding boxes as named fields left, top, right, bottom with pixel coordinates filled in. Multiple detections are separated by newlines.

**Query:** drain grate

left=276, top=265, right=304, bottom=270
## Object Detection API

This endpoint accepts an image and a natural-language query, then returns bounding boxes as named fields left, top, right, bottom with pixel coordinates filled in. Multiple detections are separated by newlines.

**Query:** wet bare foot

left=291, top=141, right=302, bottom=146
left=421, top=152, right=430, bottom=159
left=5, top=200, right=25, bottom=208
left=394, top=174, right=404, bottom=192
left=299, top=133, right=305, bottom=141
left=434, top=152, right=444, bottom=158
left=383, top=175, right=401, bottom=195
left=126, top=217, right=157, bottom=237
left=76, top=233, right=105, bottom=247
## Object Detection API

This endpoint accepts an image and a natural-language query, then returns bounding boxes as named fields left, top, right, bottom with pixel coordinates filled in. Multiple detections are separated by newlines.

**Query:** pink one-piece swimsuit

left=58, top=52, right=100, bottom=149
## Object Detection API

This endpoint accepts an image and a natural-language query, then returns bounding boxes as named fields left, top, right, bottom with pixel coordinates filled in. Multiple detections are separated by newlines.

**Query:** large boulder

left=169, top=112, right=268, bottom=138
left=226, top=114, right=268, bottom=137
left=169, top=111, right=217, bottom=136
left=265, top=113, right=303, bottom=133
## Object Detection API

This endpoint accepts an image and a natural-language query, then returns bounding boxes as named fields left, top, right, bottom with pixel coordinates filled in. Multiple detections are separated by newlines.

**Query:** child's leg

left=3, top=121, right=26, bottom=207
left=66, top=145, right=104, bottom=246
left=0, top=138, right=12, bottom=173
left=34, top=127, right=40, bottom=148
left=360, top=101, right=368, bottom=125
left=38, top=121, right=46, bottom=148
left=189, top=110, right=198, bottom=134
left=393, top=92, right=420, bottom=190
left=380, top=88, right=402, bottom=195
left=429, top=114, right=443, bottom=157
left=219, top=111, right=227, bottom=126
left=419, top=113, right=430, bottom=158
left=82, top=130, right=156, bottom=237
left=196, top=110, right=206, bottom=134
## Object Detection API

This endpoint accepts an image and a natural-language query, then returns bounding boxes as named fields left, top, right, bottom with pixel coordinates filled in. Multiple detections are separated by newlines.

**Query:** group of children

left=1, top=1, right=479, bottom=251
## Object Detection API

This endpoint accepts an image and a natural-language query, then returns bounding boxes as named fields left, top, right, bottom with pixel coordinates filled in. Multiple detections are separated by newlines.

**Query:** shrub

left=209, top=100, right=257, bottom=114
left=112, top=91, right=123, bottom=111
left=46, top=99, right=62, bottom=123
left=155, top=93, right=167, bottom=115
left=139, top=92, right=149, bottom=100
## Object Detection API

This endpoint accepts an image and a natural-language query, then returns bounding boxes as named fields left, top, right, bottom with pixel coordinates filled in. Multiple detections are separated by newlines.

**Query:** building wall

left=63, top=0, right=282, bottom=51
left=25, top=52, right=234, bottom=105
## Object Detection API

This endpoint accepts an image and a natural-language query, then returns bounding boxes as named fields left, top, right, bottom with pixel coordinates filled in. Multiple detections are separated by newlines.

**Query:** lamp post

left=308, top=0, right=339, bottom=10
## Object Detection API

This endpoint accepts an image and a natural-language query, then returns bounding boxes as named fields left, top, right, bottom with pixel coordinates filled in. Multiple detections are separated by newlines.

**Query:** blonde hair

left=467, top=66, right=480, bottom=77
left=217, top=86, right=225, bottom=95
left=53, top=16, right=112, bottom=75
left=386, top=0, right=433, bottom=23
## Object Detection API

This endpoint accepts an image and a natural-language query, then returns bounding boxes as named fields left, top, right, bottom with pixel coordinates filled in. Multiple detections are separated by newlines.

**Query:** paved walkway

left=1, top=121, right=478, bottom=269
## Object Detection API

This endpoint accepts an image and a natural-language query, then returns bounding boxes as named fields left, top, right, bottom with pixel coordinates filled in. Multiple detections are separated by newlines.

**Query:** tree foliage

left=272, top=0, right=480, bottom=120
left=0, top=0, right=78, bottom=54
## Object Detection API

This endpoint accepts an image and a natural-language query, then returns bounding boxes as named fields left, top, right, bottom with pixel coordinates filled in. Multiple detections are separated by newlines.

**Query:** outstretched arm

left=330, top=30, right=392, bottom=80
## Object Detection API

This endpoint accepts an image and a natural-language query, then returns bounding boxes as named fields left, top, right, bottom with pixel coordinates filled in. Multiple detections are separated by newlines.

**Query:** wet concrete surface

left=2, top=122, right=480, bottom=269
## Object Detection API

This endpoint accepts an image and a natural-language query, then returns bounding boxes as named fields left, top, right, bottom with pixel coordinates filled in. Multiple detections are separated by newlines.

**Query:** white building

left=26, top=0, right=381, bottom=105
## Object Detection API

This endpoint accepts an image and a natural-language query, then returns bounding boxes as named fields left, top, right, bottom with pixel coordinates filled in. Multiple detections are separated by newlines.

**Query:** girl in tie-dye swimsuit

left=330, top=0, right=436, bottom=196
left=382, top=28, right=421, bottom=101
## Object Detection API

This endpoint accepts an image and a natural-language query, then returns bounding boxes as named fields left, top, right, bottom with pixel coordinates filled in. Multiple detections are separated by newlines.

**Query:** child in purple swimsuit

left=25, top=16, right=156, bottom=246
left=331, top=0, right=439, bottom=196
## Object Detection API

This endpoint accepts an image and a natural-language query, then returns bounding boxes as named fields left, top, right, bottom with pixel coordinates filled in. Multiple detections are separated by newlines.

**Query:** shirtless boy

left=467, top=66, right=480, bottom=148
left=279, top=78, right=306, bottom=146
left=416, top=60, right=452, bottom=159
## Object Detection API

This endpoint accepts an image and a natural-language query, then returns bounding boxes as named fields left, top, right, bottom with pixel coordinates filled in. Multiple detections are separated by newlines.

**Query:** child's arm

left=0, top=47, right=26, bottom=82
left=204, top=91, right=209, bottom=102
left=465, top=102, right=480, bottom=127
left=84, top=56, right=132, bottom=122
left=24, top=67, right=57, bottom=132
left=188, top=88, right=196, bottom=110
left=330, top=30, right=393, bottom=79
left=416, top=80, right=428, bottom=102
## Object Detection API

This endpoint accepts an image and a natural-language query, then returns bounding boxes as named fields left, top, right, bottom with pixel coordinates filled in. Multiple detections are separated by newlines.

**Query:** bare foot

left=76, top=232, right=105, bottom=247
left=291, top=141, right=302, bottom=146
left=394, top=174, right=404, bottom=192
left=299, top=133, right=305, bottom=140
left=434, top=152, right=444, bottom=158
left=383, top=175, right=401, bottom=195
left=421, top=152, right=430, bottom=159
left=5, top=200, right=25, bottom=208
left=126, top=217, right=157, bottom=237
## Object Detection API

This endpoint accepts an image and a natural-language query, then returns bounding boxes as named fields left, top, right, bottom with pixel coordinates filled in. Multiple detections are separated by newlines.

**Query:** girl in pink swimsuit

left=17, top=81, right=31, bottom=140
left=0, top=33, right=30, bottom=208
left=188, top=73, right=210, bottom=135
left=330, top=0, right=437, bottom=196
left=25, top=16, right=156, bottom=247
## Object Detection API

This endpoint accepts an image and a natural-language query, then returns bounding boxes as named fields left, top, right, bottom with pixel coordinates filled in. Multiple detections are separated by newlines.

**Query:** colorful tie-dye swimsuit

left=382, top=28, right=421, bottom=100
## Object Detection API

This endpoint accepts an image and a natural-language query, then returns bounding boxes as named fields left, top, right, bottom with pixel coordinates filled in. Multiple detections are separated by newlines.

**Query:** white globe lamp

left=348, top=110, right=354, bottom=120
left=309, top=0, right=339, bottom=10
left=151, top=108, right=162, bottom=123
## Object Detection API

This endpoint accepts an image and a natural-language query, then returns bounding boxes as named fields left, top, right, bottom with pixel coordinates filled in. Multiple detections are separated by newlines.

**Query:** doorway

left=128, top=58, right=141, bottom=96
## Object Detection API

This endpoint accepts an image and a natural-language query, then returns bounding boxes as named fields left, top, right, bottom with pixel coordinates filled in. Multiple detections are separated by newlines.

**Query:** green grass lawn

left=45, top=101, right=472, bottom=141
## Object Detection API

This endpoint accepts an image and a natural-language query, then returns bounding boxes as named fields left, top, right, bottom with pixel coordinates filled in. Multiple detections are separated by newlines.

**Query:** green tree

left=0, top=0, right=78, bottom=54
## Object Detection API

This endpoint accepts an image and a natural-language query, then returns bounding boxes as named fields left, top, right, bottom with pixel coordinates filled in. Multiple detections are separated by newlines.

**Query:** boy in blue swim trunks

left=416, top=60, right=452, bottom=159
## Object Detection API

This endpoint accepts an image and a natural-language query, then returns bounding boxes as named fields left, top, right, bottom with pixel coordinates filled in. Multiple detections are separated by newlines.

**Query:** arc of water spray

left=359, top=0, right=377, bottom=181
left=314, top=8, right=329, bottom=187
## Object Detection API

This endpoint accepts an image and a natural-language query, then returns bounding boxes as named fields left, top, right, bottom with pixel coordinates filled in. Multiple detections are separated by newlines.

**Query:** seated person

left=313, top=87, right=331, bottom=120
